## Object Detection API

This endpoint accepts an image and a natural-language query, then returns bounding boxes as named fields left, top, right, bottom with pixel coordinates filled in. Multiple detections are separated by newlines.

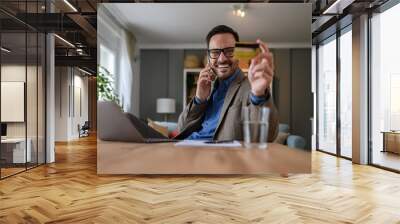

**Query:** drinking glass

left=242, top=106, right=270, bottom=149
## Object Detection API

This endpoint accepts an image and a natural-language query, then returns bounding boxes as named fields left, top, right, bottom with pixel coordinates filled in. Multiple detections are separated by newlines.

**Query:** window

left=317, top=36, right=337, bottom=154
left=390, top=75, right=400, bottom=130
left=316, top=25, right=353, bottom=159
left=100, top=44, right=116, bottom=76
left=339, top=28, right=352, bottom=158
left=370, top=2, right=400, bottom=171
left=0, top=3, right=46, bottom=179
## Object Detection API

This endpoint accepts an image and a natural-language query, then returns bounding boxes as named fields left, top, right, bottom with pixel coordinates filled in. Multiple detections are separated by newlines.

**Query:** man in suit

left=176, top=25, right=278, bottom=141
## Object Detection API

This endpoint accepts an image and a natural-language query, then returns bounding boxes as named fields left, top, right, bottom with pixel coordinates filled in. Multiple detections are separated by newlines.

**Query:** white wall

left=72, top=74, right=89, bottom=138
left=1, top=63, right=46, bottom=164
left=1, top=65, right=38, bottom=138
left=55, top=66, right=69, bottom=141
left=54, top=67, right=89, bottom=141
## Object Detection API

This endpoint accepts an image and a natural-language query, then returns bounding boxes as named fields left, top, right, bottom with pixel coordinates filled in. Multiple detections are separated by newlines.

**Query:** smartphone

left=209, top=67, right=217, bottom=81
left=207, top=57, right=217, bottom=81
left=204, top=140, right=234, bottom=144
left=235, top=42, right=260, bottom=49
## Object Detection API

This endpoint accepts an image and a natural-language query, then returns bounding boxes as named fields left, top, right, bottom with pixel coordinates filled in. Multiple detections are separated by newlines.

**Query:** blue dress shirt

left=187, top=69, right=267, bottom=140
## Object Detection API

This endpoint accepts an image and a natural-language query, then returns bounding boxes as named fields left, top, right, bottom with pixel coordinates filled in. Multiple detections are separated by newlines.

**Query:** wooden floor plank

left=0, top=135, right=399, bottom=223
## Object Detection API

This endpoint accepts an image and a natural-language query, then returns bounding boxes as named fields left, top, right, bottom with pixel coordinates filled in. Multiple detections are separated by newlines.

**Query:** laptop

left=124, top=113, right=180, bottom=143
left=98, top=101, right=179, bottom=143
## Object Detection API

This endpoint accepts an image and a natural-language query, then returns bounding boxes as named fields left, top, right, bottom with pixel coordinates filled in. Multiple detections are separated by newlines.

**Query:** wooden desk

left=97, top=141, right=311, bottom=174
left=382, top=131, right=400, bottom=154
left=1, top=138, right=31, bottom=164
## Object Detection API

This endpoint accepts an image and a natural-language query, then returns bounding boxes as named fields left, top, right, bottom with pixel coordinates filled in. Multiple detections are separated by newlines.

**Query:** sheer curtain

left=98, top=5, right=138, bottom=115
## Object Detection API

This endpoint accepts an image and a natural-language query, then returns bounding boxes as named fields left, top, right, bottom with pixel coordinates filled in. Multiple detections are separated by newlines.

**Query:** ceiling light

left=54, top=34, right=75, bottom=48
left=1, top=47, right=11, bottom=53
left=232, top=4, right=247, bottom=18
left=63, top=0, right=78, bottom=12
left=76, top=48, right=87, bottom=56
left=236, top=9, right=241, bottom=16
left=322, top=0, right=355, bottom=15
left=78, top=67, right=93, bottom=76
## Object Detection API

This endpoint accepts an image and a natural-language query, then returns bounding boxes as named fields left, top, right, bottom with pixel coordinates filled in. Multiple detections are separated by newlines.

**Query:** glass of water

left=242, top=106, right=270, bottom=149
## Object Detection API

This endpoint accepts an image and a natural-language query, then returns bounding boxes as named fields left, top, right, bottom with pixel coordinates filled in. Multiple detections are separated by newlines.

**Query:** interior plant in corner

left=97, top=65, right=120, bottom=104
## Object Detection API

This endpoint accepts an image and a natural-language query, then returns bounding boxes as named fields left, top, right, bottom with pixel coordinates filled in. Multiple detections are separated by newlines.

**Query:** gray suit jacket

left=175, top=70, right=279, bottom=142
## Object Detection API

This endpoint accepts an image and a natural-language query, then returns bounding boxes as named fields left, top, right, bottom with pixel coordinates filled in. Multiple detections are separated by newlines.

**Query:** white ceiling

left=104, top=3, right=311, bottom=49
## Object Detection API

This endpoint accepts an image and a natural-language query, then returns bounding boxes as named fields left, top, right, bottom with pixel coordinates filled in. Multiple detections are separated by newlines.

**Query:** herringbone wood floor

left=1, top=135, right=400, bottom=224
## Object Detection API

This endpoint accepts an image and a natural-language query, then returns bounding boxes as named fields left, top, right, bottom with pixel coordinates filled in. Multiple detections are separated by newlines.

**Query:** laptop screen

left=125, top=113, right=166, bottom=139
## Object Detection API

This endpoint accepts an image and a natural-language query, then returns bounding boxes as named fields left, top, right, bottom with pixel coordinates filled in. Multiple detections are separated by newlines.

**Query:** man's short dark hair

left=206, top=25, right=239, bottom=48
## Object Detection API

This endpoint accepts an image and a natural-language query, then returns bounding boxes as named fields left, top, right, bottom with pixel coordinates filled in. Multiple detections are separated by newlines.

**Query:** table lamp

left=156, top=98, right=176, bottom=122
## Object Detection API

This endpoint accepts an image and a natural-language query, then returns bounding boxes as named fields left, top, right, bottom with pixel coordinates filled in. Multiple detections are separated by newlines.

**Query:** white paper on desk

left=175, top=140, right=242, bottom=147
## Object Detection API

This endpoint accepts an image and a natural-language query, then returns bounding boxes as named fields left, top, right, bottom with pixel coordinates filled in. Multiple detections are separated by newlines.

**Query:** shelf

left=184, top=68, right=203, bottom=73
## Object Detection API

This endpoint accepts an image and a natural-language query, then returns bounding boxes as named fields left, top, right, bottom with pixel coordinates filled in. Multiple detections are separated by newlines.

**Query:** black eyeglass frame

left=207, top=47, right=235, bottom=59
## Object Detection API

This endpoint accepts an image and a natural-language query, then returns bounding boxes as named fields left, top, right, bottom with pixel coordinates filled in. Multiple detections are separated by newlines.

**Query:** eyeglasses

left=208, top=47, right=235, bottom=59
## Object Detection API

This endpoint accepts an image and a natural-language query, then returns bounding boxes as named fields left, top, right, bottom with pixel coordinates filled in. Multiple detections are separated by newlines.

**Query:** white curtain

left=98, top=5, right=138, bottom=115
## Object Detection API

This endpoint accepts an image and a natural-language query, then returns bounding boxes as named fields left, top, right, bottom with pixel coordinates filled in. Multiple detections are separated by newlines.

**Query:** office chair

left=79, top=121, right=90, bottom=138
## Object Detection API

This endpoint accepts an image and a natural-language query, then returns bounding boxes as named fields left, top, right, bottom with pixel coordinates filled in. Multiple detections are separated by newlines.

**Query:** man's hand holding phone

left=195, top=64, right=216, bottom=102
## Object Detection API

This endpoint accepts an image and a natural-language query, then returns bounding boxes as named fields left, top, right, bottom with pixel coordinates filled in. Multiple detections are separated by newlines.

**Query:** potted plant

left=97, top=65, right=119, bottom=105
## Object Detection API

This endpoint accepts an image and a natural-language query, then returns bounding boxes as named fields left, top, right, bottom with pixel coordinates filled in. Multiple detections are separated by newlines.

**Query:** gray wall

left=291, top=49, right=312, bottom=149
left=140, top=50, right=184, bottom=122
left=273, top=49, right=291, bottom=124
left=273, top=49, right=312, bottom=149
left=140, top=48, right=312, bottom=149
